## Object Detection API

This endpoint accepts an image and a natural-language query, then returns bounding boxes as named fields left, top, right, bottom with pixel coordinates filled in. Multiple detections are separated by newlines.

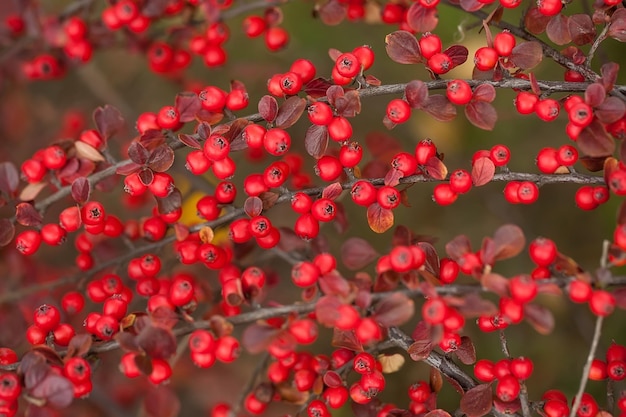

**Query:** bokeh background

left=1, top=0, right=626, bottom=416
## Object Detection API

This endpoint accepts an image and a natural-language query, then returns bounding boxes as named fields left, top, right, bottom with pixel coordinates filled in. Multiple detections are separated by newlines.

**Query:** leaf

left=465, top=101, right=497, bottom=130
left=579, top=155, right=609, bottom=172
left=16, top=202, right=43, bottom=227
left=315, top=295, right=342, bottom=327
left=405, top=80, right=429, bottom=109
left=600, top=62, right=619, bottom=92
left=334, top=90, right=361, bottom=118
left=459, top=0, right=485, bottom=11
left=93, top=104, right=124, bottom=140
left=568, top=14, right=596, bottom=45
left=73, top=141, right=105, bottom=162
left=135, top=324, right=177, bottom=359
left=609, top=8, right=626, bottom=42
left=384, top=168, right=404, bottom=187
left=116, top=161, right=141, bottom=175
left=341, top=237, right=379, bottom=270
left=305, top=124, right=329, bottom=159
left=510, top=41, right=543, bottom=69
left=445, top=234, right=472, bottom=260
left=144, top=386, right=181, bottom=417
left=595, top=97, right=626, bottom=124
left=426, top=410, right=452, bottom=417
left=424, top=156, right=448, bottom=180
left=471, top=157, right=495, bottom=186
left=444, top=45, right=469, bottom=67
left=244, top=196, right=263, bottom=217
left=258, top=95, right=278, bottom=122
left=65, top=334, right=93, bottom=358
left=374, top=293, right=415, bottom=327
left=0, top=219, right=15, bottom=246
left=480, top=273, right=510, bottom=298
left=316, top=0, right=346, bottom=25
left=577, top=119, right=615, bottom=157
left=304, top=77, right=335, bottom=98
left=323, top=370, right=343, bottom=388
left=367, top=203, right=394, bottom=234
left=155, top=188, right=182, bottom=214
left=406, top=3, right=438, bottom=33
left=128, top=141, right=150, bottom=165
left=147, top=144, right=175, bottom=172
left=460, top=384, right=493, bottom=417
left=71, top=177, right=91, bottom=204
left=408, top=321, right=433, bottom=361
left=242, top=323, right=280, bottom=354
left=378, top=353, right=405, bottom=373
left=319, top=270, right=351, bottom=297
left=175, top=92, right=201, bottom=123
left=524, top=7, right=551, bottom=34
left=30, top=373, right=74, bottom=408
left=139, top=168, right=154, bottom=186
left=275, top=96, right=306, bottom=129
left=472, top=84, right=496, bottom=103
left=482, top=224, right=525, bottom=264
left=585, top=83, right=606, bottom=108
left=196, top=122, right=211, bottom=140
left=546, top=14, right=572, bottom=45
left=19, top=182, right=46, bottom=202
left=385, top=31, right=422, bottom=64
left=0, top=161, right=19, bottom=195
left=455, top=336, right=476, bottom=365
left=322, top=182, right=343, bottom=200
left=524, top=303, right=554, bottom=335
left=423, top=95, right=457, bottom=122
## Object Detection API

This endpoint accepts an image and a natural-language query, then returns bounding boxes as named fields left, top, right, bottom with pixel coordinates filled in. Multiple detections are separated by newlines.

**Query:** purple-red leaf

left=144, top=386, right=181, bottom=417
left=455, top=336, right=476, bottom=365
left=445, top=234, right=472, bottom=261
left=466, top=101, right=497, bottom=130
left=128, top=141, right=150, bottom=165
left=0, top=219, right=15, bottom=247
left=385, top=31, right=422, bottom=64
left=242, top=323, right=280, bottom=354
left=305, top=124, right=329, bottom=159
left=258, top=95, right=279, bottom=122
left=16, top=202, right=42, bottom=227
left=374, top=292, right=415, bottom=327
left=367, top=203, right=394, bottom=234
left=71, top=177, right=91, bottom=204
left=406, top=3, right=438, bottom=33
left=424, top=156, right=448, bottom=180
left=138, top=168, right=154, bottom=186
left=585, top=83, right=606, bottom=108
left=471, top=157, right=495, bottom=186
left=423, top=95, right=457, bottom=122
left=472, top=84, right=496, bottom=103
left=405, top=80, right=429, bottom=108
left=0, top=162, right=19, bottom=196
left=322, top=182, right=343, bottom=200
left=384, top=168, right=404, bottom=187
left=65, top=334, right=93, bottom=358
left=482, top=224, right=525, bottom=264
left=480, top=273, right=510, bottom=298
left=341, top=237, right=379, bottom=270
left=93, top=104, right=124, bottom=140
left=175, top=92, right=201, bottom=123
left=578, top=119, right=615, bottom=157
left=408, top=321, right=433, bottom=361
left=178, top=133, right=202, bottom=149
left=244, top=196, right=263, bottom=218
left=275, top=96, right=306, bottom=129
left=156, top=188, right=182, bottom=215
left=568, top=14, right=596, bottom=45
left=609, top=9, right=626, bottom=42
left=135, top=324, right=177, bottom=359
left=600, top=62, right=619, bottom=91
left=147, top=144, right=175, bottom=172
left=546, top=14, right=572, bottom=45
left=595, top=97, right=626, bottom=124
left=315, top=295, right=343, bottom=327
left=316, top=0, right=347, bottom=25
left=524, top=303, right=555, bottom=335
left=444, top=45, right=469, bottom=67
left=460, top=384, right=493, bottom=417
left=334, top=90, right=361, bottom=118
left=510, top=41, right=543, bottom=69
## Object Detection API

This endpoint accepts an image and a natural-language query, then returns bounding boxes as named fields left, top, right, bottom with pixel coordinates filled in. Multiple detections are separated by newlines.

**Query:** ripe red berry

left=427, top=53, right=453, bottom=75
left=474, top=47, right=499, bottom=71
left=377, top=186, right=400, bottom=210
left=315, top=155, right=343, bottom=182
left=386, top=99, right=411, bottom=124
left=537, top=0, right=563, bottom=16
left=494, top=31, right=516, bottom=56
left=447, top=79, right=473, bottom=105
left=589, top=290, right=615, bottom=317
left=265, top=27, right=289, bottom=51
left=351, top=180, right=378, bottom=206
left=419, top=33, right=442, bottom=59
left=515, top=92, right=539, bottom=115
left=433, top=183, right=458, bottom=205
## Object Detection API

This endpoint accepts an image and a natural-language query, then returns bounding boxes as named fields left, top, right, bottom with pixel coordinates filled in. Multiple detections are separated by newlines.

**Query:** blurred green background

left=1, top=0, right=626, bottom=416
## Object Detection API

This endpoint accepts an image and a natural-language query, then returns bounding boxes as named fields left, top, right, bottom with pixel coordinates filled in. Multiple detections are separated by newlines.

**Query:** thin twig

left=569, top=315, right=604, bottom=417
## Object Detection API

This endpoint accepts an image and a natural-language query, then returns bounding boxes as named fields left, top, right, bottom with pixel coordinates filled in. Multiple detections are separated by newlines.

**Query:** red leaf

left=258, top=95, right=278, bottom=122
left=455, top=336, right=476, bottom=365
left=144, top=386, right=181, bottom=417
left=93, top=104, right=124, bottom=140
left=147, top=144, right=175, bottom=172
left=367, top=203, right=394, bottom=234
left=579, top=155, right=609, bottom=172
left=406, top=3, right=438, bottom=33
left=471, top=157, right=495, bottom=186
left=465, top=101, right=497, bottom=130
left=177, top=133, right=201, bottom=149
left=323, top=371, right=343, bottom=388
left=459, top=0, right=485, bottom=11
left=332, top=328, right=362, bottom=351
left=482, top=224, right=525, bottom=264
left=196, top=122, right=211, bottom=140
left=445, top=234, right=472, bottom=260
left=175, top=92, right=201, bottom=123
left=326, top=85, right=344, bottom=109
left=322, top=182, right=343, bottom=200
left=426, top=410, right=452, bottom=417
left=408, top=321, right=433, bottom=361
left=315, top=295, right=342, bottom=327
left=71, top=177, right=91, bottom=204
left=578, top=119, right=615, bottom=157
left=568, top=14, right=596, bottom=45
left=128, top=141, right=150, bottom=165
left=385, top=31, right=422, bottom=64
left=424, top=156, right=448, bottom=180
left=609, top=9, right=626, bottom=42
left=460, top=384, right=493, bottom=417
left=135, top=324, right=177, bottom=359
left=524, top=7, right=550, bottom=34
left=0, top=219, right=15, bottom=247
left=16, top=202, right=42, bottom=227
left=30, top=374, right=74, bottom=408
left=374, top=293, right=415, bottom=327
left=305, top=124, right=329, bottom=159
left=316, top=0, right=347, bottom=25
left=304, top=78, right=335, bottom=98
left=423, top=95, right=457, bottom=122
left=405, top=80, right=429, bottom=109
left=242, top=323, right=280, bottom=354
left=341, top=237, right=379, bottom=270
left=116, top=161, right=141, bottom=175
left=65, top=334, right=93, bottom=358
left=510, top=41, right=543, bottom=69
left=524, top=303, right=555, bottom=335
left=319, top=270, right=351, bottom=297
left=139, top=168, right=154, bottom=186
left=275, top=96, right=306, bottom=129
left=334, top=90, right=361, bottom=118
left=585, top=83, right=606, bottom=108
left=600, top=62, right=619, bottom=92
left=0, top=162, right=19, bottom=196
left=472, top=84, right=496, bottom=103
left=244, top=196, right=263, bottom=217
left=595, top=97, right=626, bottom=124
left=444, top=45, right=469, bottom=67
left=155, top=188, right=182, bottom=215
left=384, top=168, right=404, bottom=187
left=480, top=273, right=510, bottom=298
left=546, top=14, right=572, bottom=45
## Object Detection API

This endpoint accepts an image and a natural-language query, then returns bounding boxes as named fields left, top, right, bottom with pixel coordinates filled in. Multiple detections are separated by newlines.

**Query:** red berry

left=386, top=99, right=411, bottom=124
left=447, top=79, right=473, bottom=105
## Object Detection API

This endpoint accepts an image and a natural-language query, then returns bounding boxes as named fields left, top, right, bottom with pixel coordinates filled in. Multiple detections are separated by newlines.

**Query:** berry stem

left=569, top=314, right=604, bottom=417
